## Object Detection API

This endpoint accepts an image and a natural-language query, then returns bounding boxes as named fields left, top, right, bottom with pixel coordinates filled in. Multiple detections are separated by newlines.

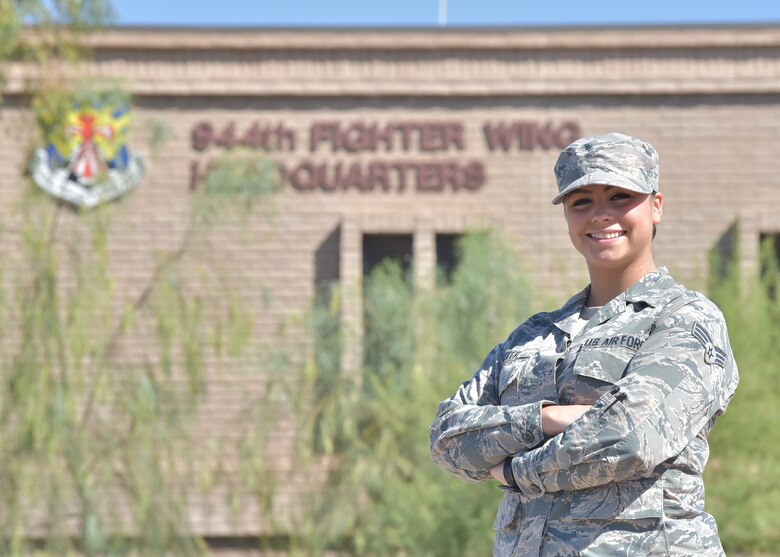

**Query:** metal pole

left=438, top=0, right=447, bottom=27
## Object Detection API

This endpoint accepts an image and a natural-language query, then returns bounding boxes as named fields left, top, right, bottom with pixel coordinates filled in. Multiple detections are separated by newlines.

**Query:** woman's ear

left=652, top=192, right=663, bottom=225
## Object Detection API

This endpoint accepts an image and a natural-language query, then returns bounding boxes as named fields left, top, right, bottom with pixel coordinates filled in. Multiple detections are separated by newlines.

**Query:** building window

left=708, top=222, right=737, bottom=290
left=760, top=232, right=780, bottom=278
left=362, top=234, right=413, bottom=374
left=315, top=225, right=340, bottom=297
left=362, top=234, right=413, bottom=277
left=436, top=233, right=463, bottom=280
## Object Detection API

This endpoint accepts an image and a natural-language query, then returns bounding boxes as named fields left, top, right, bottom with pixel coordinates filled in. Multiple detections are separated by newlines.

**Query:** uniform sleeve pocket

left=573, top=345, right=635, bottom=385
left=492, top=492, right=522, bottom=530
left=498, top=352, right=533, bottom=404
left=570, top=479, right=664, bottom=520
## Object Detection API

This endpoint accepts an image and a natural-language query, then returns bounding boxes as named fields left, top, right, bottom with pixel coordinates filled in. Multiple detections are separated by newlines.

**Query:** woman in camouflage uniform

left=430, top=132, right=739, bottom=556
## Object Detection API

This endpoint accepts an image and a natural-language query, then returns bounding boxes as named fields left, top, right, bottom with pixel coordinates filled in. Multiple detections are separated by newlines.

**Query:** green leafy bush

left=705, top=239, right=780, bottom=554
left=284, top=231, right=534, bottom=556
left=0, top=101, right=277, bottom=555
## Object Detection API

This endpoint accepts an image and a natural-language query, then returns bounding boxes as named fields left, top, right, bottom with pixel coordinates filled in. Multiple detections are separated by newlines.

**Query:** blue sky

left=111, top=0, right=780, bottom=27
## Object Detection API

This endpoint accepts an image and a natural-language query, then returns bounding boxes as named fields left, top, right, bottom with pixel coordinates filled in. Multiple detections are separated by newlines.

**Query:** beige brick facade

left=2, top=25, right=779, bottom=542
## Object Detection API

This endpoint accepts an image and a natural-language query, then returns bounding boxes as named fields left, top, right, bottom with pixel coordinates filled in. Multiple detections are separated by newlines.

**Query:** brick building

left=1, top=24, right=779, bottom=550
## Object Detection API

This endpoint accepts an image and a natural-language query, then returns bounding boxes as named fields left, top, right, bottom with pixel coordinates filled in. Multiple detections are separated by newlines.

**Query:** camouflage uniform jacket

left=429, top=268, right=738, bottom=556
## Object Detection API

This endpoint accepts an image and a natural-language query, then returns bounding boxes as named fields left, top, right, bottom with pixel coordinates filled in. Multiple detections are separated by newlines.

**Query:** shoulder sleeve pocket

left=498, top=351, right=534, bottom=402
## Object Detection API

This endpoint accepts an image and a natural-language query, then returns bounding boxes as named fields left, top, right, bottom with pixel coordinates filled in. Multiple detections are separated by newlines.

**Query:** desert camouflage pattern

left=552, top=132, right=660, bottom=205
left=430, top=268, right=738, bottom=556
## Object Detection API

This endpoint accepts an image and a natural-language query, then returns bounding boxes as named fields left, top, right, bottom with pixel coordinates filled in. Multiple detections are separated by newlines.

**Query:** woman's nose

left=591, top=202, right=613, bottom=222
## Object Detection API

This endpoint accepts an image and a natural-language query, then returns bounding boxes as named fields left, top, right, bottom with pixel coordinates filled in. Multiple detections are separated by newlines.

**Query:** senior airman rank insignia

left=29, top=100, right=143, bottom=208
left=691, top=322, right=727, bottom=368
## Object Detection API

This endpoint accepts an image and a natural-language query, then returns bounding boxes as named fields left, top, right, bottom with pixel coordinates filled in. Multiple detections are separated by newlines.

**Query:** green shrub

left=283, top=231, right=534, bottom=556
left=705, top=239, right=780, bottom=554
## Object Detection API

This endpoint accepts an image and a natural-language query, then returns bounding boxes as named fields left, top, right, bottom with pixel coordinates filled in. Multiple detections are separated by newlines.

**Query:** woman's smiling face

left=563, top=184, right=663, bottom=274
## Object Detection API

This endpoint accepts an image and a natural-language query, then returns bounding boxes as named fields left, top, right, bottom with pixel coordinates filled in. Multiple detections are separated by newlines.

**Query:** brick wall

left=2, top=25, right=779, bottom=541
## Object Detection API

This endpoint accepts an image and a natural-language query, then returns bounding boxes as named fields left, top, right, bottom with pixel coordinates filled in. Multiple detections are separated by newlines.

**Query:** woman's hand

left=490, top=461, right=508, bottom=485
left=488, top=404, right=591, bottom=485
left=541, top=404, right=591, bottom=436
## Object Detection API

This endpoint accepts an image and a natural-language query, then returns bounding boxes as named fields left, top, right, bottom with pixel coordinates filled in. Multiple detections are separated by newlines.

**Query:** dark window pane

left=315, top=225, right=340, bottom=295
left=363, top=234, right=413, bottom=277
left=759, top=233, right=780, bottom=298
left=760, top=233, right=780, bottom=269
left=436, top=233, right=462, bottom=280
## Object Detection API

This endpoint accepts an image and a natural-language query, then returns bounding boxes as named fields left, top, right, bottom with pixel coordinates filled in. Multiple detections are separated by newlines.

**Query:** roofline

left=25, top=23, right=780, bottom=51
left=101, top=22, right=780, bottom=32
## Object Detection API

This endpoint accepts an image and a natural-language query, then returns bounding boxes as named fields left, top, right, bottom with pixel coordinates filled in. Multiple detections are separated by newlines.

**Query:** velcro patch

left=691, top=322, right=727, bottom=368
left=504, top=349, right=531, bottom=363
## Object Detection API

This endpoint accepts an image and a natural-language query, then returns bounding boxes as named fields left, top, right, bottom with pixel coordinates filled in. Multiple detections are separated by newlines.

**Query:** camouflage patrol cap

left=552, top=132, right=659, bottom=205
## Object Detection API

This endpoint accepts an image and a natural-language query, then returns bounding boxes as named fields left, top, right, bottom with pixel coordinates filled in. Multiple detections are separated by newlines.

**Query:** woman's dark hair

left=651, top=193, right=658, bottom=240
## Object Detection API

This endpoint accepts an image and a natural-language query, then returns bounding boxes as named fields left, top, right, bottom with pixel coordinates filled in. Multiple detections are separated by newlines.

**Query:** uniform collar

left=551, top=267, right=678, bottom=334
left=550, top=286, right=589, bottom=335
left=624, top=266, right=678, bottom=308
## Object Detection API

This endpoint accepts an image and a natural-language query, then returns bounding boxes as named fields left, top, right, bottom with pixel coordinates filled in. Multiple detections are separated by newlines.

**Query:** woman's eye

left=571, top=198, right=590, bottom=207
left=611, top=193, right=631, bottom=201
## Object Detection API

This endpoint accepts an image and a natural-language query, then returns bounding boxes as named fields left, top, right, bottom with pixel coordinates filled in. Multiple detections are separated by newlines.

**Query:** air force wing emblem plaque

left=29, top=102, right=143, bottom=209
